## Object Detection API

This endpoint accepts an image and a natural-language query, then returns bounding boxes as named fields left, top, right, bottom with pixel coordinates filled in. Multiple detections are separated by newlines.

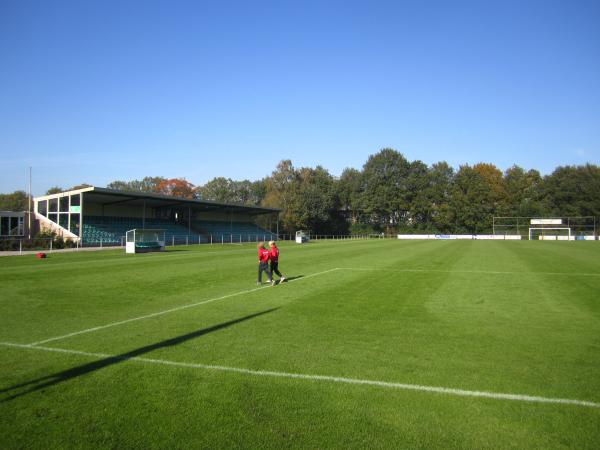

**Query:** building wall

left=83, top=202, right=260, bottom=222
left=193, top=210, right=257, bottom=222
left=84, top=202, right=147, bottom=218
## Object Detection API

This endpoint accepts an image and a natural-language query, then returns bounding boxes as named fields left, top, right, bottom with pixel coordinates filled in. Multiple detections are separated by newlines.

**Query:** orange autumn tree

left=155, top=178, right=196, bottom=199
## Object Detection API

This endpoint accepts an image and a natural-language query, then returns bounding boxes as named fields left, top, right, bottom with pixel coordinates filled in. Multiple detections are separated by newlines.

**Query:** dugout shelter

left=126, top=229, right=166, bottom=253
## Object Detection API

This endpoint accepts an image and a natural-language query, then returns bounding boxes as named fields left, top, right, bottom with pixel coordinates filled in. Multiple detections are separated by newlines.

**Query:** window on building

left=10, top=217, right=17, bottom=234
left=38, top=200, right=48, bottom=216
left=0, top=216, right=24, bottom=236
left=59, top=196, right=69, bottom=212
left=0, top=217, right=8, bottom=236
left=59, top=214, right=68, bottom=229
left=70, top=194, right=81, bottom=208
left=70, top=214, right=80, bottom=236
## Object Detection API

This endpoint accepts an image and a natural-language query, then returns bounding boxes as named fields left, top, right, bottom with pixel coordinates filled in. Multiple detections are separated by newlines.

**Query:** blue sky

left=1, top=0, right=599, bottom=195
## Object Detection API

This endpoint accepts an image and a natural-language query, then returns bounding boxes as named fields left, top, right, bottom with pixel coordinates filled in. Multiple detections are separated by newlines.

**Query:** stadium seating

left=195, top=220, right=276, bottom=243
left=82, top=216, right=192, bottom=245
left=81, top=216, right=275, bottom=245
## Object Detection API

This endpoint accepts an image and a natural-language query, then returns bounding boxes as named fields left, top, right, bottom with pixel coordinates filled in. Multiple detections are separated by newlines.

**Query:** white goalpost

left=528, top=227, right=571, bottom=241
left=528, top=219, right=571, bottom=241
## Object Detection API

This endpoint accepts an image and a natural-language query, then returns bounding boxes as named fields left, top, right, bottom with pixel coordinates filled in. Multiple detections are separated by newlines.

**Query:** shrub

left=349, top=223, right=381, bottom=235
left=54, top=235, right=65, bottom=249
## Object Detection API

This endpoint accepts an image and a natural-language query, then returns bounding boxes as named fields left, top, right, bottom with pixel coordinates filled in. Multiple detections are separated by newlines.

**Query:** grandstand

left=33, top=187, right=279, bottom=246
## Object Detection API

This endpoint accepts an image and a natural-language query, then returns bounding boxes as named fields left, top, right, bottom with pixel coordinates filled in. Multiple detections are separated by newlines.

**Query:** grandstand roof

left=34, top=186, right=280, bottom=215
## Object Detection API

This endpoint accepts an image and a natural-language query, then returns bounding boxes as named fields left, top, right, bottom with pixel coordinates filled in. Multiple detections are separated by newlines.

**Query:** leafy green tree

left=138, top=177, right=165, bottom=192
left=427, top=162, right=455, bottom=232
left=107, top=176, right=165, bottom=192
left=70, top=183, right=92, bottom=191
left=229, top=179, right=267, bottom=205
left=231, top=180, right=253, bottom=204
left=402, top=161, right=455, bottom=233
left=404, top=160, right=430, bottom=231
left=291, top=166, right=341, bottom=234
left=504, top=165, right=544, bottom=216
left=261, top=161, right=343, bottom=234
left=0, top=191, right=28, bottom=211
left=449, top=165, right=497, bottom=233
left=198, top=178, right=267, bottom=205
left=263, top=160, right=299, bottom=232
left=197, top=177, right=237, bottom=203
left=337, top=168, right=363, bottom=224
left=248, top=179, right=267, bottom=206
left=360, top=148, right=410, bottom=232
left=541, top=164, right=600, bottom=217
left=474, top=163, right=508, bottom=212
left=46, top=186, right=63, bottom=195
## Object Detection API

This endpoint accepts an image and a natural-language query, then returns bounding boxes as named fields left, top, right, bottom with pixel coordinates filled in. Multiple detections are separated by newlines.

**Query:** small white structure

left=126, top=229, right=166, bottom=254
left=295, top=230, right=310, bottom=244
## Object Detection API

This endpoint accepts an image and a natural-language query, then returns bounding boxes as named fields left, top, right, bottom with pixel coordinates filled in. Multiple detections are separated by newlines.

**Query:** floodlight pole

left=80, top=192, right=84, bottom=245
left=28, top=166, right=32, bottom=239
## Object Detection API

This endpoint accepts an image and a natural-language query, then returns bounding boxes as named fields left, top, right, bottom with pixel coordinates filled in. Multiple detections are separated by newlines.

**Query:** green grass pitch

left=1, top=239, right=599, bottom=449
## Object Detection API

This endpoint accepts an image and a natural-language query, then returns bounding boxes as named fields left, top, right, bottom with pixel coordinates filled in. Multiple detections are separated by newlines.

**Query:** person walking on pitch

left=268, top=240, right=286, bottom=283
left=257, top=242, right=274, bottom=286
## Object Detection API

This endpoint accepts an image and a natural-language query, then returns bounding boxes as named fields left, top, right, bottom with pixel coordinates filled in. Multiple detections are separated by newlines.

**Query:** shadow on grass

left=280, top=275, right=303, bottom=282
left=0, top=307, right=279, bottom=403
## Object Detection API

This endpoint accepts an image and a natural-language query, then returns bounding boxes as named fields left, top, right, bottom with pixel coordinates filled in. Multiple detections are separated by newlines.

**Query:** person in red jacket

left=268, top=240, right=286, bottom=283
left=257, top=242, right=274, bottom=286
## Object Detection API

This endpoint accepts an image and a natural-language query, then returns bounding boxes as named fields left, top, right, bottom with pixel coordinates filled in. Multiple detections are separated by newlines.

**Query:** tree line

left=2, top=148, right=598, bottom=234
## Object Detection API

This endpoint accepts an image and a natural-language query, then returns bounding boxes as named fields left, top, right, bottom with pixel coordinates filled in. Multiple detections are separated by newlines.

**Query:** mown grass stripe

left=339, top=267, right=600, bottom=277
left=2, top=342, right=598, bottom=408
left=28, top=268, right=341, bottom=346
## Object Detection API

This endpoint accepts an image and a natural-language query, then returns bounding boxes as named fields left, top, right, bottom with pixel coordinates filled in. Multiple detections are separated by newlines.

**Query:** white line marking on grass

left=28, top=268, right=340, bottom=346
left=338, top=267, right=600, bottom=277
left=1, top=342, right=598, bottom=409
